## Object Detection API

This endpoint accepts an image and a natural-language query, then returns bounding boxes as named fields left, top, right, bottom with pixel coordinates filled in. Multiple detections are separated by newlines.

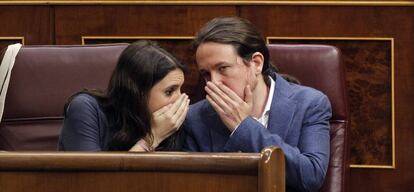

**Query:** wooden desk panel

left=0, top=148, right=285, bottom=192
left=0, top=172, right=257, bottom=192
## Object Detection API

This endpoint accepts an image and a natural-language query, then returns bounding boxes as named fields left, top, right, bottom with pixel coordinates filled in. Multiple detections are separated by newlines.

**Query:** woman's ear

left=251, top=52, right=264, bottom=75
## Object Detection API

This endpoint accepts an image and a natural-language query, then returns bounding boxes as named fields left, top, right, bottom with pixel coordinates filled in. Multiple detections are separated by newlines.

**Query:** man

left=183, top=17, right=331, bottom=192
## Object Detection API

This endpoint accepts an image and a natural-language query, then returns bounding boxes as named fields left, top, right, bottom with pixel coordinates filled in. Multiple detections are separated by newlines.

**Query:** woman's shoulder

left=71, top=93, right=98, bottom=103
left=66, top=93, right=101, bottom=114
left=60, top=93, right=108, bottom=151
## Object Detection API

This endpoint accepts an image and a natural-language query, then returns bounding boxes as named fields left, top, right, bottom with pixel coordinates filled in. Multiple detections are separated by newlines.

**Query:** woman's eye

left=165, top=87, right=177, bottom=97
left=165, top=90, right=173, bottom=96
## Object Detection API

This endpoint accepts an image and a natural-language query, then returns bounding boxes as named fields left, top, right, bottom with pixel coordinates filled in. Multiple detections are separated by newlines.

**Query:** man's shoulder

left=276, top=75, right=330, bottom=109
left=189, top=99, right=212, bottom=113
left=290, top=83, right=326, bottom=100
left=186, top=99, right=217, bottom=124
left=286, top=83, right=331, bottom=115
left=273, top=72, right=327, bottom=102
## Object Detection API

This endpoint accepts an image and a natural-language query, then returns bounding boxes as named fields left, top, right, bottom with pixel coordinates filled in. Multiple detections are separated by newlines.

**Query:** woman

left=58, top=40, right=189, bottom=151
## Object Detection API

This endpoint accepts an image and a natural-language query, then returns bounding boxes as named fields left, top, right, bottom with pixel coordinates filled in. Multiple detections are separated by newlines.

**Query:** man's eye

left=218, top=66, right=228, bottom=72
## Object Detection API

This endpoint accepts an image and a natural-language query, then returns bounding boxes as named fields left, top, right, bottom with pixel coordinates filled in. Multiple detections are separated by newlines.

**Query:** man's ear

left=251, top=52, right=264, bottom=75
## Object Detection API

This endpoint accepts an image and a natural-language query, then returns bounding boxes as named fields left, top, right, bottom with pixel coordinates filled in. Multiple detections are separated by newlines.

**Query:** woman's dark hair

left=65, top=40, right=185, bottom=151
left=193, top=17, right=277, bottom=85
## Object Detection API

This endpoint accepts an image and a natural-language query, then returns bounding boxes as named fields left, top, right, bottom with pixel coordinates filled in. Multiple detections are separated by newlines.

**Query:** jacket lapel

left=268, top=73, right=297, bottom=139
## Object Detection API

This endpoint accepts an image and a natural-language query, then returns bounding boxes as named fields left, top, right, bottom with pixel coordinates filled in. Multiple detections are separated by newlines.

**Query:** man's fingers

left=206, top=94, right=226, bottom=115
left=205, top=85, right=234, bottom=115
left=206, top=82, right=236, bottom=105
left=207, top=95, right=236, bottom=129
left=215, top=82, right=242, bottom=102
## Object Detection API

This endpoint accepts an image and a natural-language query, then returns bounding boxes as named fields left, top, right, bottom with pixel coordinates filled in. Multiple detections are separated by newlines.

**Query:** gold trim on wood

left=267, top=36, right=394, bottom=42
left=267, top=36, right=396, bottom=169
left=81, top=36, right=194, bottom=45
left=0, top=37, right=25, bottom=45
left=349, top=164, right=394, bottom=169
left=0, top=0, right=414, bottom=6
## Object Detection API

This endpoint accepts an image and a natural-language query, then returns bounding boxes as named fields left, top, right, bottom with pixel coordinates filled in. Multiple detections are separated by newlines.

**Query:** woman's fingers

left=154, top=94, right=187, bottom=117
left=166, top=94, right=187, bottom=116
left=153, top=103, right=172, bottom=116
left=171, top=95, right=189, bottom=123
left=174, top=98, right=190, bottom=129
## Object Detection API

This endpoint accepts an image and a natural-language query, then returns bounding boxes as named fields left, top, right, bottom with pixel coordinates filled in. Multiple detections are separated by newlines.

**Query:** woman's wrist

left=129, top=138, right=152, bottom=152
left=149, top=132, right=162, bottom=149
left=137, top=139, right=153, bottom=152
left=142, top=133, right=161, bottom=151
left=129, top=133, right=162, bottom=152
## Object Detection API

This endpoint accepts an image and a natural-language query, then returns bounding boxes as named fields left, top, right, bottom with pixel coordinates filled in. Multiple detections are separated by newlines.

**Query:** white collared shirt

left=231, top=76, right=275, bottom=135
left=252, top=76, right=275, bottom=128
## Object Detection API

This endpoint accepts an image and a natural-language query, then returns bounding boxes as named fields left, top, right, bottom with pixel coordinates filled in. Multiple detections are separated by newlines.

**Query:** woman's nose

left=171, top=91, right=181, bottom=103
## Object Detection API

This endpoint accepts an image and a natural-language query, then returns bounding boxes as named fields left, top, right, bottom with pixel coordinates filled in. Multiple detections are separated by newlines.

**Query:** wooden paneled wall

left=0, top=2, right=413, bottom=191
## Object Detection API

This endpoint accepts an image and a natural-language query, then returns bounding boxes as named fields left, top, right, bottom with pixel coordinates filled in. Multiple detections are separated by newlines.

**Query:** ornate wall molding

left=267, top=37, right=395, bottom=169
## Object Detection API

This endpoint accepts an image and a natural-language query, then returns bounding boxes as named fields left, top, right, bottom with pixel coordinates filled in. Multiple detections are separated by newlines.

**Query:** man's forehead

left=197, top=42, right=237, bottom=56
